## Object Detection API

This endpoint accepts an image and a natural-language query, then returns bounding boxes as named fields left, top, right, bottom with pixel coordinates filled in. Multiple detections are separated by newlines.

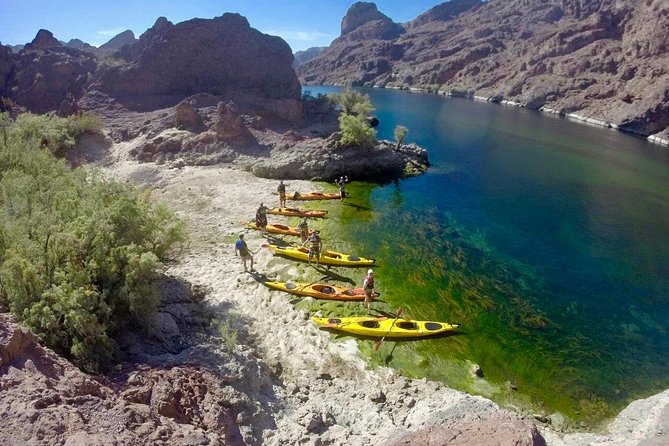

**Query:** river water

left=302, top=86, right=669, bottom=423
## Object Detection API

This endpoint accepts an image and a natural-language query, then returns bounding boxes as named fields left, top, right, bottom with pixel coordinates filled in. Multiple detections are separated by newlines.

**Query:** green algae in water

left=288, top=181, right=667, bottom=426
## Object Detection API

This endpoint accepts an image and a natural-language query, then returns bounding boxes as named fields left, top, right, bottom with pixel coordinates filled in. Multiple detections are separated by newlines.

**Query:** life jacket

left=309, top=233, right=321, bottom=251
left=235, top=239, right=250, bottom=256
left=363, top=275, right=374, bottom=289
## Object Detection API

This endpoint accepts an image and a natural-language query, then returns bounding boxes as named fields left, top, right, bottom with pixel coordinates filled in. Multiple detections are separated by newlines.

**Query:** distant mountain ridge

left=293, top=47, right=326, bottom=69
left=99, top=30, right=136, bottom=50
left=297, top=0, right=669, bottom=140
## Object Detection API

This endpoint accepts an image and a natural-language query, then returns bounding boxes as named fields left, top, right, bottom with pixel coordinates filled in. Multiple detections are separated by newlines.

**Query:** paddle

left=254, top=243, right=271, bottom=254
left=374, top=308, right=404, bottom=351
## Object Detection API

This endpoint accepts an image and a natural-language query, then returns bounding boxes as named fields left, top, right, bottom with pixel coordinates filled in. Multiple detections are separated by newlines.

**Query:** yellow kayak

left=290, top=191, right=341, bottom=201
left=267, top=207, right=328, bottom=218
left=264, top=281, right=366, bottom=301
left=245, top=221, right=300, bottom=237
left=311, top=316, right=460, bottom=338
left=268, top=244, right=375, bottom=267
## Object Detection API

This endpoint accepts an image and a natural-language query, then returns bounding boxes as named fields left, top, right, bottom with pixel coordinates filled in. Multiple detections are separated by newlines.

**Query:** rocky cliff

left=0, top=14, right=302, bottom=124
left=94, top=14, right=301, bottom=114
left=297, top=0, right=669, bottom=139
left=3, top=30, right=97, bottom=114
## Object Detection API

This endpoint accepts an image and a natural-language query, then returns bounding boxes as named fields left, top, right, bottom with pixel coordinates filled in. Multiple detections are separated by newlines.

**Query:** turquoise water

left=303, top=86, right=669, bottom=423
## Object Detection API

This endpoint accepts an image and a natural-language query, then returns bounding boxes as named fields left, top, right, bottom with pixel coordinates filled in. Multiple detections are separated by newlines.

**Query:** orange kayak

left=290, top=191, right=341, bottom=201
left=245, top=221, right=300, bottom=237
left=267, top=207, right=328, bottom=218
left=264, top=281, right=366, bottom=301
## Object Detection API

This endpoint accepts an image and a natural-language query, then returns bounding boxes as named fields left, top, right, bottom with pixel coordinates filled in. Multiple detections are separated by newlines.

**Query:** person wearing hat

left=363, top=269, right=376, bottom=313
left=234, top=233, right=254, bottom=272
left=301, top=229, right=322, bottom=266
left=255, top=201, right=268, bottom=235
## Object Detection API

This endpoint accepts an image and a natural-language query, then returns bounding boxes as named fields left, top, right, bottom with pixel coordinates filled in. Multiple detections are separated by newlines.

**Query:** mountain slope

left=297, top=0, right=669, bottom=138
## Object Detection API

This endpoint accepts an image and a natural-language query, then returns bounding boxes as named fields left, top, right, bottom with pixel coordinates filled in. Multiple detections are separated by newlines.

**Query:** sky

left=0, top=0, right=451, bottom=52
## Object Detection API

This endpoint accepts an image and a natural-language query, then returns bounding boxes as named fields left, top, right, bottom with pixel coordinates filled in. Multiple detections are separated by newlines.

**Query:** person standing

left=334, top=175, right=349, bottom=202
left=298, top=217, right=309, bottom=242
left=234, top=234, right=254, bottom=272
left=363, top=269, right=376, bottom=313
left=277, top=179, right=288, bottom=208
left=301, top=229, right=322, bottom=266
left=255, top=202, right=268, bottom=235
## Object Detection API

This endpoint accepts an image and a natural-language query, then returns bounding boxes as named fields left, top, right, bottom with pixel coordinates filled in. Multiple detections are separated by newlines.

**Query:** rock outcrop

left=121, top=94, right=428, bottom=178
left=340, top=1, right=404, bottom=40
left=297, top=0, right=669, bottom=139
left=0, top=273, right=278, bottom=445
left=23, top=29, right=62, bottom=51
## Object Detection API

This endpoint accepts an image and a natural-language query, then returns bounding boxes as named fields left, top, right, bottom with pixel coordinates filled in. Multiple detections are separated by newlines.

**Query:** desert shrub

left=332, top=87, right=374, bottom=117
left=8, top=112, right=102, bottom=156
left=0, top=114, right=187, bottom=372
left=338, top=113, right=377, bottom=148
left=67, top=113, right=103, bottom=137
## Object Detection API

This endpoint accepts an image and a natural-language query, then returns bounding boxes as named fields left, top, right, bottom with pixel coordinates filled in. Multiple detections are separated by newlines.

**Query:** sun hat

left=367, top=269, right=373, bottom=274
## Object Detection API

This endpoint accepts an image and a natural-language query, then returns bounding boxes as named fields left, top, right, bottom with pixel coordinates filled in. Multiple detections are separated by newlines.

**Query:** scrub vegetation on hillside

left=0, top=112, right=187, bottom=372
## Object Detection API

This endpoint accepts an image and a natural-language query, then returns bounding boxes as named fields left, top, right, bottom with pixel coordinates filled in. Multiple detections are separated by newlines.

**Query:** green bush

left=7, top=112, right=102, bottom=156
left=338, top=113, right=376, bottom=148
left=332, top=87, right=374, bottom=116
left=0, top=113, right=186, bottom=372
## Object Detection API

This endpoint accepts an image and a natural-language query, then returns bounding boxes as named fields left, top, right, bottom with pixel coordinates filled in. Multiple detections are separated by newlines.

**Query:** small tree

left=394, top=125, right=408, bottom=148
left=332, top=87, right=374, bottom=117
left=339, top=113, right=376, bottom=148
